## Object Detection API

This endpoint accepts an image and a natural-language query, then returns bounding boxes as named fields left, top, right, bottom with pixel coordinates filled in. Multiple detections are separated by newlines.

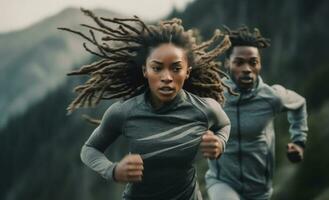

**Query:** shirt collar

left=143, top=89, right=186, bottom=113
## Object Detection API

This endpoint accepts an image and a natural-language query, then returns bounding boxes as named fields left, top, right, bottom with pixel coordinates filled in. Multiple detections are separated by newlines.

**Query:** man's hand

left=286, top=143, right=304, bottom=163
left=200, top=130, right=223, bottom=159
left=114, top=154, right=144, bottom=183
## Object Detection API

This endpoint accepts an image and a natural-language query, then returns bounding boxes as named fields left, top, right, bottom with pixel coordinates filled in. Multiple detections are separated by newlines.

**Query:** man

left=205, top=27, right=308, bottom=200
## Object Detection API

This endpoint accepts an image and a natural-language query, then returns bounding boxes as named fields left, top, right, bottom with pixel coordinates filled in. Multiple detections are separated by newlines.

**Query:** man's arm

left=272, top=85, right=308, bottom=162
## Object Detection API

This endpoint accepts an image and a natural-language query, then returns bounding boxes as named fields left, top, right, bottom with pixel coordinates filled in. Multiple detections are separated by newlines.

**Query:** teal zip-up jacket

left=205, top=77, right=308, bottom=199
left=81, top=90, right=230, bottom=200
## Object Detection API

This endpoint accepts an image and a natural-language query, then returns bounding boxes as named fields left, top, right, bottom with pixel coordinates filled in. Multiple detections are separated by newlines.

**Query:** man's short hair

left=224, top=26, right=271, bottom=58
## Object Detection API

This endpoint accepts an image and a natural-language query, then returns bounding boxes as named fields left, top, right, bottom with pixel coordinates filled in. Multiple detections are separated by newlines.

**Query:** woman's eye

left=152, top=66, right=161, bottom=72
left=172, top=63, right=182, bottom=72
left=173, top=67, right=182, bottom=72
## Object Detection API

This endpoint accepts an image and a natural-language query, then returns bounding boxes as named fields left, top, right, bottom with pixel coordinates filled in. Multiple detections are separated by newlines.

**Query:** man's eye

left=234, top=60, right=244, bottom=66
left=250, top=60, right=258, bottom=66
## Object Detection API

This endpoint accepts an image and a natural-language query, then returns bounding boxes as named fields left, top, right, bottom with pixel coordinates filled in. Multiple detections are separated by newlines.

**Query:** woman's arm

left=200, top=98, right=231, bottom=159
left=81, top=145, right=118, bottom=180
left=206, top=98, right=231, bottom=150
left=80, top=101, right=125, bottom=181
left=81, top=101, right=144, bottom=182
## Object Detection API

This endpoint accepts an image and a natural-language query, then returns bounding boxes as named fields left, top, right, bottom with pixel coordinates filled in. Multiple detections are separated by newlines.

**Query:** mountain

left=0, top=7, right=122, bottom=128
left=0, top=76, right=126, bottom=200
left=0, top=8, right=129, bottom=200
left=1, top=1, right=329, bottom=200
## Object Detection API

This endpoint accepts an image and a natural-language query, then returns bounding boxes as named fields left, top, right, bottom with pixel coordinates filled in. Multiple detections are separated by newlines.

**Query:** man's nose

left=242, top=64, right=252, bottom=74
left=161, top=70, right=173, bottom=83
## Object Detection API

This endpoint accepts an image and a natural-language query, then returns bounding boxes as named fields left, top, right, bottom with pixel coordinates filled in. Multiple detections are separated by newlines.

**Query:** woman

left=60, top=8, right=232, bottom=200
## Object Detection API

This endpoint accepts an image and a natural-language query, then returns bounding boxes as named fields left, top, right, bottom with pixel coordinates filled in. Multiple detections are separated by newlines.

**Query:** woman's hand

left=114, top=154, right=144, bottom=183
left=200, top=130, right=223, bottom=159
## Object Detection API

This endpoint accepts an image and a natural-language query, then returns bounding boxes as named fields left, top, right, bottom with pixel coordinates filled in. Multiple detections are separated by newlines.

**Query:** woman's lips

left=158, top=87, right=175, bottom=95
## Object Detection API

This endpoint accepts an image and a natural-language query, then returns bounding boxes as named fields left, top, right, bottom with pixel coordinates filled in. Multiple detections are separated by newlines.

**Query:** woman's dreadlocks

left=59, top=8, right=233, bottom=113
left=223, top=25, right=271, bottom=58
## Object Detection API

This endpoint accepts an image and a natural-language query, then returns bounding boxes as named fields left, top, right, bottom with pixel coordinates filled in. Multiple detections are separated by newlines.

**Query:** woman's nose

left=161, top=70, right=173, bottom=83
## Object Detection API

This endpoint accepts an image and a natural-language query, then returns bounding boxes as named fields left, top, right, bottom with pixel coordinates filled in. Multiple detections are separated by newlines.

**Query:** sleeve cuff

left=293, top=141, right=306, bottom=149
left=104, top=162, right=118, bottom=181
left=215, top=135, right=226, bottom=152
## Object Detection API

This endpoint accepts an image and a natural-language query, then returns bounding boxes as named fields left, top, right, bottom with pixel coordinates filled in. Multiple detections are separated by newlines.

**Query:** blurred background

left=0, top=0, right=328, bottom=199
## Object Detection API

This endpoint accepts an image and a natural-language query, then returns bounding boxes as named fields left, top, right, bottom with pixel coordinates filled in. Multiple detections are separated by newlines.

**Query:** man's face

left=226, top=46, right=261, bottom=90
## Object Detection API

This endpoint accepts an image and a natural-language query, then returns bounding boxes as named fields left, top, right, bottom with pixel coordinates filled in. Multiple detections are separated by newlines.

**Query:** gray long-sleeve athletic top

left=81, top=89, right=231, bottom=200
left=206, top=77, right=308, bottom=199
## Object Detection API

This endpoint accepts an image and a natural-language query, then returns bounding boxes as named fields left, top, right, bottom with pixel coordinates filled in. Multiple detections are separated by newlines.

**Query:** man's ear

left=142, top=65, right=147, bottom=78
left=186, top=66, right=192, bottom=79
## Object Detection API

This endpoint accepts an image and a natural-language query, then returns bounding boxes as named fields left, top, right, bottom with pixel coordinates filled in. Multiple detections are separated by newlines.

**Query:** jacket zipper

left=237, top=93, right=244, bottom=194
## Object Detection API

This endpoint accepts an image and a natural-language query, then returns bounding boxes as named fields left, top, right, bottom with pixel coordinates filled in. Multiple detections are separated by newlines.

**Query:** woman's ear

left=142, top=65, right=147, bottom=78
left=186, top=66, right=192, bottom=79
left=224, top=59, right=230, bottom=71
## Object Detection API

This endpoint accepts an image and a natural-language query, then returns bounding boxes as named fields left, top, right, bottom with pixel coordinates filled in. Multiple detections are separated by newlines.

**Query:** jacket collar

left=224, top=76, right=265, bottom=104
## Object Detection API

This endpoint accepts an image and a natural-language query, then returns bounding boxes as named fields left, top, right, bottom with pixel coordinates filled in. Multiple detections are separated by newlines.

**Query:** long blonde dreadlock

left=59, top=8, right=233, bottom=114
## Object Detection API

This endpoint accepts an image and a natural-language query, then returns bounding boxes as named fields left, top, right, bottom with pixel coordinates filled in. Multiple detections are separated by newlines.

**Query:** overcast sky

left=0, top=0, right=194, bottom=33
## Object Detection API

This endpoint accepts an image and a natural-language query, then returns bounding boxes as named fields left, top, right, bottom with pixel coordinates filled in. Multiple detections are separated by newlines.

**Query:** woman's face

left=143, top=43, right=191, bottom=108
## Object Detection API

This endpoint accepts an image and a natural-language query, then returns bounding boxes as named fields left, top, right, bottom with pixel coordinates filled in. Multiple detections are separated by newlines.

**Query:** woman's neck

left=148, top=89, right=184, bottom=110
left=149, top=93, right=165, bottom=109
